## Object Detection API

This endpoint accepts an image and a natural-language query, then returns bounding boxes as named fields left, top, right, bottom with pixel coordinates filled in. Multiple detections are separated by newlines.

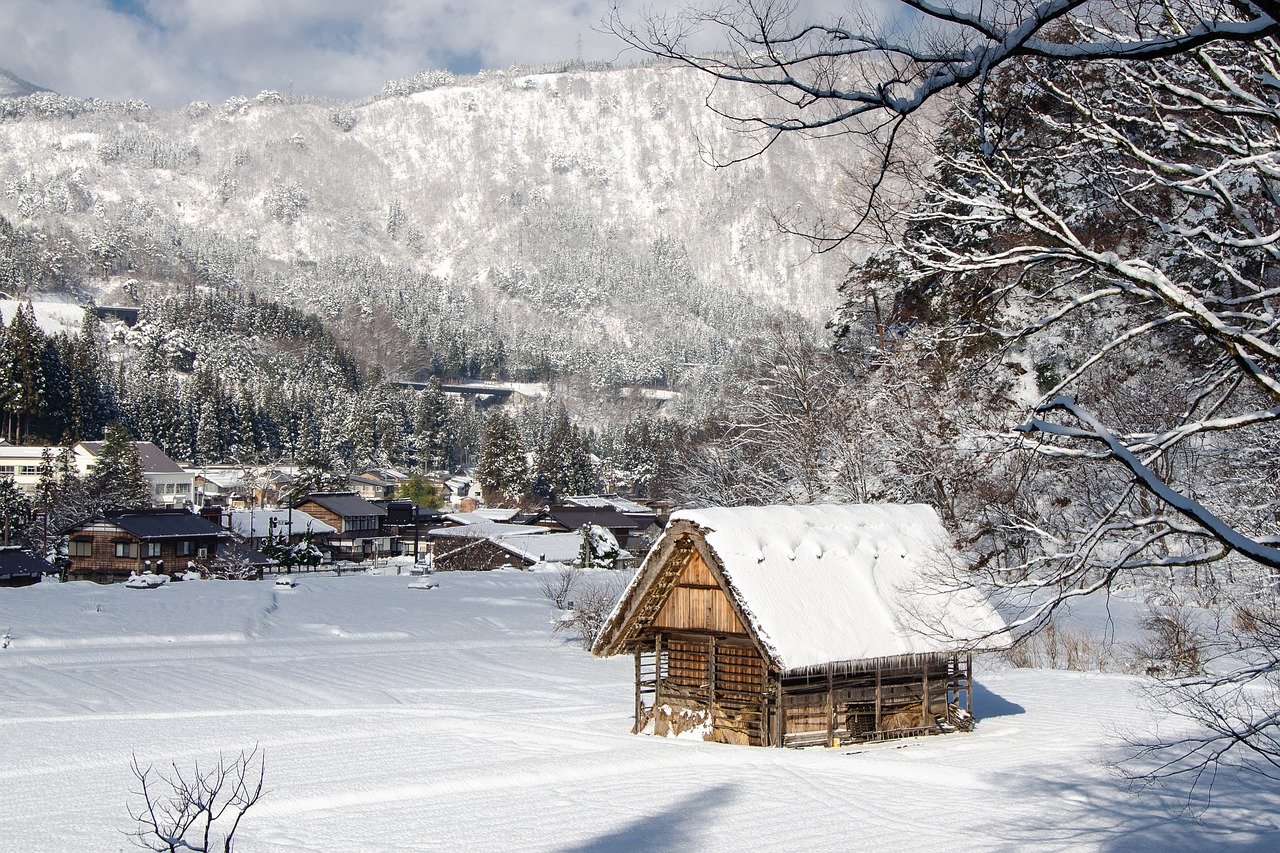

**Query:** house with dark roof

left=529, top=506, right=649, bottom=551
left=74, top=441, right=195, bottom=507
left=292, top=492, right=393, bottom=560
left=0, top=547, right=49, bottom=587
left=62, top=508, right=235, bottom=583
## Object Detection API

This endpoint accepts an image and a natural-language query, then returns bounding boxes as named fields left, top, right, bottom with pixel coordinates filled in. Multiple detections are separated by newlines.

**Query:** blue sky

left=0, top=1, right=864, bottom=107
left=0, top=0, right=631, bottom=106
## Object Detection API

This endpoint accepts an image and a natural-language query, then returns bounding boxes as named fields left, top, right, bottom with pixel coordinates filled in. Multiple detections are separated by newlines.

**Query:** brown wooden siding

left=652, top=551, right=746, bottom=636
left=65, top=523, right=223, bottom=584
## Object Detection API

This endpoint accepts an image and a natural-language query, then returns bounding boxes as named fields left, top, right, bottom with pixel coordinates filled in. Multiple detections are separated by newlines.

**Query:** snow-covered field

left=2, top=573, right=1278, bottom=851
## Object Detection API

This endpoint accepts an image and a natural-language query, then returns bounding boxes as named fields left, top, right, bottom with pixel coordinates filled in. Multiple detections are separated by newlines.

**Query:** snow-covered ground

left=2, top=573, right=1277, bottom=851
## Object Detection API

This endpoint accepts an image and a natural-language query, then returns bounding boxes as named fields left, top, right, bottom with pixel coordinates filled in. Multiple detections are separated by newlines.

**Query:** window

left=19, top=465, right=36, bottom=476
left=0, top=465, right=13, bottom=475
left=69, top=539, right=92, bottom=557
left=165, top=483, right=176, bottom=494
left=177, top=540, right=194, bottom=556
left=145, top=542, right=162, bottom=557
left=154, top=483, right=165, bottom=495
left=114, top=541, right=137, bottom=558
left=176, top=483, right=190, bottom=495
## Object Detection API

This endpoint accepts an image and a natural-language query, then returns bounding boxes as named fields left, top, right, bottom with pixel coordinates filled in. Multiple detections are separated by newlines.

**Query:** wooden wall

left=651, top=551, right=746, bottom=636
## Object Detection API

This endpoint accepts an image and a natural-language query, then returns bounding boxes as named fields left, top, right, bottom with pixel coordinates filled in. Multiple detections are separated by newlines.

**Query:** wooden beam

left=708, top=635, right=717, bottom=713
left=874, top=663, right=882, bottom=732
left=654, top=633, right=663, bottom=709
left=966, top=652, right=974, bottom=718
left=772, top=677, right=784, bottom=747
left=921, top=661, right=930, bottom=727
left=634, top=649, right=642, bottom=733
left=826, top=664, right=835, bottom=747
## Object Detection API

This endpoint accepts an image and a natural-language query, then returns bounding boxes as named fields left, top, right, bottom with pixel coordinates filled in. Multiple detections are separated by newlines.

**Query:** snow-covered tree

left=475, top=410, right=527, bottom=504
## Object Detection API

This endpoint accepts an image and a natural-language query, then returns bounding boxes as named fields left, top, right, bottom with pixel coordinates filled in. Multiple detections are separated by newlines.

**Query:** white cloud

left=0, top=1, right=869, bottom=107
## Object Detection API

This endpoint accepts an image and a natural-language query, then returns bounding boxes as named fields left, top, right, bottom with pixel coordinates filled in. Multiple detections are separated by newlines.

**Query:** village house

left=428, top=522, right=585, bottom=571
left=291, top=492, right=392, bottom=560
left=74, top=441, right=195, bottom=507
left=0, top=445, right=52, bottom=497
left=217, top=507, right=337, bottom=551
left=593, top=504, right=1006, bottom=748
left=527, top=505, right=645, bottom=552
left=62, top=508, right=235, bottom=583
left=372, top=499, right=444, bottom=560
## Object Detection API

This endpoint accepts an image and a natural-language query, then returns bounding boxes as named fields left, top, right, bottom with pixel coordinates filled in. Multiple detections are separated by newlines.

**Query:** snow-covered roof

left=225, top=508, right=337, bottom=539
left=445, top=509, right=519, bottom=525
left=495, top=532, right=583, bottom=564
left=428, top=521, right=546, bottom=540
left=598, top=504, right=1007, bottom=672
left=78, top=441, right=187, bottom=474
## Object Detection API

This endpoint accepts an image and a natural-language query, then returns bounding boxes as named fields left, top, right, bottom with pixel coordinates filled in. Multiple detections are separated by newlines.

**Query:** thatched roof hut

left=593, top=504, right=1005, bottom=747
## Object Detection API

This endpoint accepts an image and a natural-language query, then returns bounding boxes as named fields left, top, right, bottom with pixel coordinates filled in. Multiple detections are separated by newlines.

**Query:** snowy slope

left=1, top=573, right=1276, bottom=851
left=0, top=298, right=85, bottom=334
left=0, top=68, right=50, bottom=100
left=0, top=65, right=867, bottom=381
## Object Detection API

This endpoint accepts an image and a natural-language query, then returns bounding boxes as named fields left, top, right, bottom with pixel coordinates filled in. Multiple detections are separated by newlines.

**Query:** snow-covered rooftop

left=428, top=521, right=545, bottom=540
left=605, top=504, right=1006, bottom=672
left=225, top=508, right=337, bottom=539
left=495, top=532, right=583, bottom=564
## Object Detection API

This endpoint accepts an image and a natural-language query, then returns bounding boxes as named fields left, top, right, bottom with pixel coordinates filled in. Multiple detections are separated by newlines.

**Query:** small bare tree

left=539, top=565, right=580, bottom=610
left=554, top=573, right=627, bottom=650
left=125, top=747, right=265, bottom=853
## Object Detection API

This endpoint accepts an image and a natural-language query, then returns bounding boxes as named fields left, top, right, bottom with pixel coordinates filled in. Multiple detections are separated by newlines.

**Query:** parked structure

left=62, top=508, right=234, bottom=583
left=593, top=505, right=1005, bottom=747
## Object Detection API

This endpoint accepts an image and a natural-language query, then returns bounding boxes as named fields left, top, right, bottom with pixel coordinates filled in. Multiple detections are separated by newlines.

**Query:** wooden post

left=772, top=677, right=784, bottom=747
left=707, top=635, right=717, bottom=714
left=966, top=652, right=974, bottom=718
left=634, top=649, right=643, bottom=732
left=921, top=661, right=930, bottom=727
left=874, top=663, right=882, bottom=733
left=826, top=665, right=835, bottom=747
left=654, top=633, right=663, bottom=709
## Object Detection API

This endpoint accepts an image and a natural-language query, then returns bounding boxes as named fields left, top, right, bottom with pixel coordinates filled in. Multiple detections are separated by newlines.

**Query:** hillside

left=0, top=63, right=862, bottom=386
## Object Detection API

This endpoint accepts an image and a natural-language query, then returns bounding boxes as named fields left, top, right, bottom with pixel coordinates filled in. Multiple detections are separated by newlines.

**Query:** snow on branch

left=1018, top=396, right=1280, bottom=569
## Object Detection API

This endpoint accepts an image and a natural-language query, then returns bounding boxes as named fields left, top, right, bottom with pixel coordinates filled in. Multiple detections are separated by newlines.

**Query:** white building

left=0, top=445, right=54, bottom=496
left=74, top=441, right=195, bottom=507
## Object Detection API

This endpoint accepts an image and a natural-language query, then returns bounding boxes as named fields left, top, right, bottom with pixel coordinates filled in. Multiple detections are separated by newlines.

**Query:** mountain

left=0, top=67, right=51, bottom=99
left=0, top=63, right=865, bottom=387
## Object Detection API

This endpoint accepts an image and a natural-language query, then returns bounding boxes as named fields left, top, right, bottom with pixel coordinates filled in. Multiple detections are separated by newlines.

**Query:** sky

left=0, top=0, right=859, bottom=108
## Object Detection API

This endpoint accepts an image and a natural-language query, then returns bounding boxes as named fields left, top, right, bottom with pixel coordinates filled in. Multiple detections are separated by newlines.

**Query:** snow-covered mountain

left=0, top=63, right=868, bottom=385
left=0, top=68, right=50, bottom=100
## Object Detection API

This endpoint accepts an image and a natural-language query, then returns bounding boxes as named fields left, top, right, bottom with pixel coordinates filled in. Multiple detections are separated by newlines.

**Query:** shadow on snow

left=560, top=783, right=736, bottom=852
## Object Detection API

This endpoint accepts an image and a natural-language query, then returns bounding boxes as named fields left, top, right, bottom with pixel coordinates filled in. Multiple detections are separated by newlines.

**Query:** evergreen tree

left=88, top=423, right=151, bottom=510
left=0, top=475, right=32, bottom=546
left=1, top=303, right=47, bottom=442
left=412, top=380, right=448, bottom=469
left=400, top=473, right=443, bottom=509
left=475, top=410, right=527, bottom=504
